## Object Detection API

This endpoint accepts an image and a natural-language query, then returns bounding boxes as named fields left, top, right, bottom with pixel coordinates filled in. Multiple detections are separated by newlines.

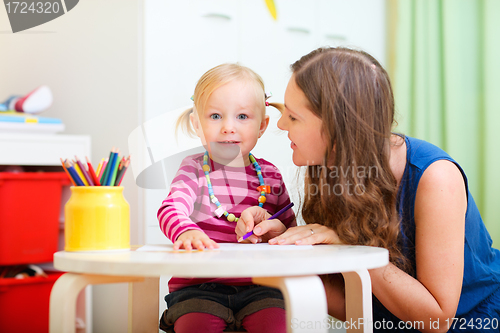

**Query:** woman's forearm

left=369, top=263, right=455, bottom=333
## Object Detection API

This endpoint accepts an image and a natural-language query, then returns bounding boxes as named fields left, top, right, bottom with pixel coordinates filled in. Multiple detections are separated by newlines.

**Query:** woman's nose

left=277, top=115, right=286, bottom=130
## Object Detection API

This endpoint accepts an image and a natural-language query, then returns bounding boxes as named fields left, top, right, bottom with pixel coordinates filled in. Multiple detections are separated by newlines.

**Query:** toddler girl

left=157, top=63, right=295, bottom=333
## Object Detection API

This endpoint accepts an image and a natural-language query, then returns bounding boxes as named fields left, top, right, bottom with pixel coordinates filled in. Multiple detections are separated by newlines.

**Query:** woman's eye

left=288, top=114, right=296, bottom=121
left=210, top=114, right=221, bottom=120
left=237, top=114, right=248, bottom=120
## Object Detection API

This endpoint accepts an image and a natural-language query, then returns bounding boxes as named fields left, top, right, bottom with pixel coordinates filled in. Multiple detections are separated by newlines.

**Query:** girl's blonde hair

left=176, top=63, right=283, bottom=137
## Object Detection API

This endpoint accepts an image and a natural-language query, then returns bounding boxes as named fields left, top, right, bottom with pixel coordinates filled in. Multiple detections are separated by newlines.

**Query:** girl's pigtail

left=268, top=102, right=284, bottom=113
left=175, top=107, right=197, bottom=138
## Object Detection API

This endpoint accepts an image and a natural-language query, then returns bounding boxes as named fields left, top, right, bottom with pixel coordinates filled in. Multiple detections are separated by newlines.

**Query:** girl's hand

left=268, top=224, right=342, bottom=245
left=173, top=230, right=219, bottom=251
left=236, top=206, right=287, bottom=243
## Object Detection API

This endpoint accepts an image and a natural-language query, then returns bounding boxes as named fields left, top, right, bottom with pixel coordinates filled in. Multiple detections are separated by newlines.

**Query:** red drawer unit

left=0, top=172, right=69, bottom=265
left=0, top=271, right=64, bottom=333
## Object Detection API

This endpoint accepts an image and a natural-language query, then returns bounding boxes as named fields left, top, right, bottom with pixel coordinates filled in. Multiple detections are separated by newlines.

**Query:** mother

left=236, top=47, right=500, bottom=332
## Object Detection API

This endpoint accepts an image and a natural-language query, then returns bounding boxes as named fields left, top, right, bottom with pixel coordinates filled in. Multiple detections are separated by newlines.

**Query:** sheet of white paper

left=137, top=243, right=312, bottom=252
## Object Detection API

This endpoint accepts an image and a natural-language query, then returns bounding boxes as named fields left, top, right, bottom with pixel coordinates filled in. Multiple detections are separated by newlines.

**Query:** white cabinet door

left=143, top=0, right=240, bottom=242
left=238, top=0, right=287, bottom=102
left=318, top=0, right=386, bottom=65
left=275, top=0, right=318, bottom=76
left=238, top=0, right=303, bottom=210
left=144, top=0, right=239, bottom=120
left=317, top=0, right=351, bottom=47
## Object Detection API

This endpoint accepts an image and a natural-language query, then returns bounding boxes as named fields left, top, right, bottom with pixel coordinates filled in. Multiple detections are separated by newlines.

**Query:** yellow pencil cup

left=64, top=186, right=130, bottom=252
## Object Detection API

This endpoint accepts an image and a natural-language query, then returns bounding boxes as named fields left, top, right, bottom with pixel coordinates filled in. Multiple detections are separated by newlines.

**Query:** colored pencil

left=75, top=156, right=94, bottom=186
left=118, top=156, right=125, bottom=170
left=60, top=158, right=76, bottom=186
left=240, top=202, right=295, bottom=241
left=106, top=151, right=120, bottom=186
left=86, top=156, right=101, bottom=186
left=115, top=156, right=130, bottom=186
left=96, top=158, right=104, bottom=178
left=103, top=151, right=115, bottom=186
left=100, top=147, right=116, bottom=185
left=114, top=158, right=125, bottom=186
left=64, top=160, right=85, bottom=186
left=61, top=148, right=128, bottom=187
left=73, top=160, right=89, bottom=186
left=97, top=158, right=107, bottom=180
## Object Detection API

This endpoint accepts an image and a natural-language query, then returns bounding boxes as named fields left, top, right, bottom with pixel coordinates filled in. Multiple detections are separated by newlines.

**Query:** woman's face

left=278, top=75, right=328, bottom=166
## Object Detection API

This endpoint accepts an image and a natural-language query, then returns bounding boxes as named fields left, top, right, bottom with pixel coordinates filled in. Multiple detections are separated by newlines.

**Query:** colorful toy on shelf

left=0, top=85, right=53, bottom=114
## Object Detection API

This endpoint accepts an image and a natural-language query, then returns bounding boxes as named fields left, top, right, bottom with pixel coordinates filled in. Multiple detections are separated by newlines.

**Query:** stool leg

left=342, top=270, right=373, bottom=333
left=49, top=273, right=144, bottom=333
left=128, top=277, right=160, bottom=333
left=253, top=276, right=328, bottom=333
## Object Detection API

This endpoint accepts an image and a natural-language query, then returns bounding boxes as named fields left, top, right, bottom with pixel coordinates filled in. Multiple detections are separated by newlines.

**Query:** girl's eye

left=210, top=114, right=221, bottom=120
left=288, top=114, right=296, bottom=121
left=237, top=114, right=248, bottom=120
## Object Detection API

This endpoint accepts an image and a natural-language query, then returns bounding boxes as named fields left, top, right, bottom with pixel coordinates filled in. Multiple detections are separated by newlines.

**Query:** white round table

left=50, top=243, right=388, bottom=333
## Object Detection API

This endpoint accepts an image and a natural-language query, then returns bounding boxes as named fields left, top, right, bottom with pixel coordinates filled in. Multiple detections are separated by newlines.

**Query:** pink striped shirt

left=157, top=153, right=296, bottom=292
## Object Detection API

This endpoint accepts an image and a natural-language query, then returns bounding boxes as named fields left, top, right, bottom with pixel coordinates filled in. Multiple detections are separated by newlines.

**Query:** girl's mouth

left=218, top=141, right=240, bottom=144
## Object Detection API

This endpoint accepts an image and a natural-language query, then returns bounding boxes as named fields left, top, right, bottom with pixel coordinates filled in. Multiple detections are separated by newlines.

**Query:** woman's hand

left=173, top=230, right=219, bottom=251
left=236, top=206, right=287, bottom=243
left=268, top=224, right=342, bottom=245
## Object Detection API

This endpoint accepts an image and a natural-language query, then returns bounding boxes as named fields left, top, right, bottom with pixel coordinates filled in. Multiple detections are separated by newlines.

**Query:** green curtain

left=388, top=0, right=500, bottom=247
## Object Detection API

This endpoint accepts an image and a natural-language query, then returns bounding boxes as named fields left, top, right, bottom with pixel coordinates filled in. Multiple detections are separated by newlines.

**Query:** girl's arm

left=370, top=160, right=466, bottom=332
left=158, top=156, right=217, bottom=250
left=173, top=229, right=218, bottom=251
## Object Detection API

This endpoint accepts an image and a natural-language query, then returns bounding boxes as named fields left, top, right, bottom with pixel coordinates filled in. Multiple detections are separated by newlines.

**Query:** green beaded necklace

left=203, top=151, right=269, bottom=222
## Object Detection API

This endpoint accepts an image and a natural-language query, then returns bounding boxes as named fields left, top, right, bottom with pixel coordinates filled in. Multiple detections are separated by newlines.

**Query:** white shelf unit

left=0, top=133, right=91, bottom=166
left=0, top=133, right=92, bottom=333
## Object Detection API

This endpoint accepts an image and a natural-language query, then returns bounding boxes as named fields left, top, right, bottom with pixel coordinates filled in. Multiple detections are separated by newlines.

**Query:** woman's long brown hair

left=292, top=47, right=407, bottom=270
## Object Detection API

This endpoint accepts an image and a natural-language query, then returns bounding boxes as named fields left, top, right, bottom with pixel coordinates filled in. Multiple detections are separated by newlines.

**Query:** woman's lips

left=291, top=141, right=297, bottom=149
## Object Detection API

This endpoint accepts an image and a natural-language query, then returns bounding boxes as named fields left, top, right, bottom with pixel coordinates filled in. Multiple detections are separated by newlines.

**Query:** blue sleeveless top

left=373, top=136, right=500, bottom=330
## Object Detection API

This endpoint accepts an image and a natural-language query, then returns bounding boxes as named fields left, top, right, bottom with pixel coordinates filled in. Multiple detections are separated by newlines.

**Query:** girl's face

left=278, top=75, right=328, bottom=166
left=191, top=79, right=269, bottom=166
